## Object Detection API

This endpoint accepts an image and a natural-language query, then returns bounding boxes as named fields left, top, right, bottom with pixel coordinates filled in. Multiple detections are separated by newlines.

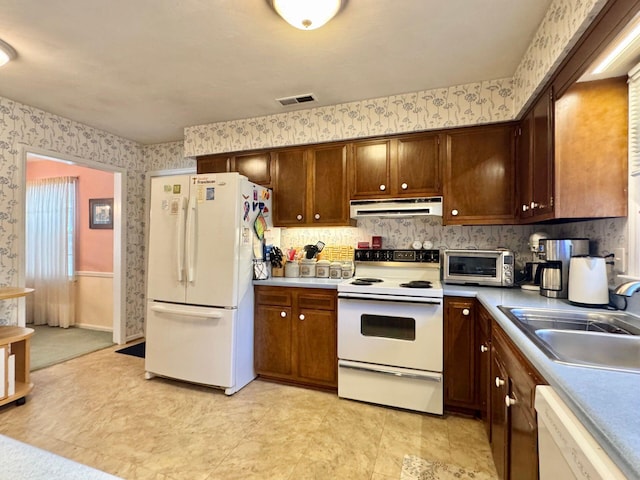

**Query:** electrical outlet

left=614, top=247, right=626, bottom=274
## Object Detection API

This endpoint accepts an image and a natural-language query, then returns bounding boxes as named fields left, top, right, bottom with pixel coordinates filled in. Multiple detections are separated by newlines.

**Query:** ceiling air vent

left=276, top=93, right=317, bottom=107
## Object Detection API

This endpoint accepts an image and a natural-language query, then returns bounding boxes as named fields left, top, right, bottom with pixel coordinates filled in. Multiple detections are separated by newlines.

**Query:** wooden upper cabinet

left=517, top=88, right=554, bottom=222
left=234, top=152, right=272, bottom=186
left=273, top=148, right=307, bottom=226
left=197, top=155, right=229, bottom=174
left=350, top=134, right=442, bottom=199
left=396, top=134, right=441, bottom=195
left=351, top=139, right=391, bottom=198
left=308, top=144, right=349, bottom=225
left=197, top=151, right=272, bottom=187
left=444, top=124, right=516, bottom=225
left=554, top=77, right=628, bottom=219
left=273, top=143, right=351, bottom=227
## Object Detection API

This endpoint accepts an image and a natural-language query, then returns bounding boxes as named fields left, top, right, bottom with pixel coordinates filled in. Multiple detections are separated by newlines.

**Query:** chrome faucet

left=614, top=281, right=640, bottom=297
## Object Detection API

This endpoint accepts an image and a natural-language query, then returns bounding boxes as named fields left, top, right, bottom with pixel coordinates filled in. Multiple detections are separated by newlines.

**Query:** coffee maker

left=538, top=238, right=589, bottom=298
left=522, top=231, right=548, bottom=290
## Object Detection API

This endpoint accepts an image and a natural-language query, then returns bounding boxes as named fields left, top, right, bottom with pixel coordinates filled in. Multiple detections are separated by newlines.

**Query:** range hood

left=350, top=197, right=443, bottom=219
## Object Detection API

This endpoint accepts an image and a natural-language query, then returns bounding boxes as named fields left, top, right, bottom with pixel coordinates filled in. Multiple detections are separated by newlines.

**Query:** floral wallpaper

left=143, top=141, right=194, bottom=171
left=512, top=0, right=607, bottom=115
left=184, top=78, right=514, bottom=156
left=0, top=95, right=146, bottom=339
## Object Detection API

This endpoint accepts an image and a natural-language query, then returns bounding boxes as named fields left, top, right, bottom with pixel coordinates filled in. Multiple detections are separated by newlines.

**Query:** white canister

left=341, top=261, right=354, bottom=279
left=284, top=261, right=300, bottom=278
left=316, top=260, right=330, bottom=278
left=329, top=262, right=343, bottom=279
left=300, top=259, right=317, bottom=278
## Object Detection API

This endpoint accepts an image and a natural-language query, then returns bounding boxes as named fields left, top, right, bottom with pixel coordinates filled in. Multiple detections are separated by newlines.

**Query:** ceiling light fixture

left=0, top=39, right=16, bottom=67
left=270, top=0, right=342, bottom=30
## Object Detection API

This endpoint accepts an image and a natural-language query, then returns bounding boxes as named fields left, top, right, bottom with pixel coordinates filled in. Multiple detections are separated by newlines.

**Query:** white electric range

left=337, top=249, right=444, bottom=415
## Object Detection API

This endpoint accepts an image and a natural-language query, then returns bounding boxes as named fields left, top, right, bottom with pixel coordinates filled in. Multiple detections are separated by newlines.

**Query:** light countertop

left=252, top=278, right=640, bottom=478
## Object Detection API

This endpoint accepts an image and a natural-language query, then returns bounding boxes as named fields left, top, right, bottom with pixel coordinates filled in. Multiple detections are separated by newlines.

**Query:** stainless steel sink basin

left=498, top=306, right=640, bottom=373
left=535, top=330, right=640, bottom=373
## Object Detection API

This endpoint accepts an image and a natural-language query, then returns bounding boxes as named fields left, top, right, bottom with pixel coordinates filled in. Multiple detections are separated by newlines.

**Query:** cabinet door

left=517, top=111, right=534, bottom=220
left=197, top=154, right=229, bottom=174
left=490, top=348, right=509, bottom=480
left=296, top=306, right=337, bottom=386
left=254, top=305, right=293, bottom=377
left=350, top=139, right=391, bottom=198
left=531, top=87, right=554, bottom=218
left=309, top=144, right=349, bottom=225
left=478, top=306, right=492, bottom=438
left=444, top=125, right=516, bottom=225
left=233, top=152, right=272, bottom=186
left=508, top=384, right=539, bottom=480
left=396, top=134, right=441, bottom=196
left=273, top=149, right=307, bottom=226
left=444, top=297, right=477, bottom=410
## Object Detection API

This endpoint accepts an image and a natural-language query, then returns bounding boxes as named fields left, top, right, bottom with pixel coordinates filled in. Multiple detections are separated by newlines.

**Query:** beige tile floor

left=0, top=345, right=498, bottom=480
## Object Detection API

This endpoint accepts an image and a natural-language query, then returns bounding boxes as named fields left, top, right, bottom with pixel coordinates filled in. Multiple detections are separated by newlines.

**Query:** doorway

left=18, top=146, right=126, bottom=358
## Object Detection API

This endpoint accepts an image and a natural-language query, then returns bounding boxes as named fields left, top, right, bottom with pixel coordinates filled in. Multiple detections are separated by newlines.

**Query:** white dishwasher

left=535, top=386, right=627, bottom=480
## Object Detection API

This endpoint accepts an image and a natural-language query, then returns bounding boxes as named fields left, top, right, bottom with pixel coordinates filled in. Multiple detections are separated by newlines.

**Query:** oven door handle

left=338, top=360, right=442, bottom=382
left=337, top=292, right=442, bottom=305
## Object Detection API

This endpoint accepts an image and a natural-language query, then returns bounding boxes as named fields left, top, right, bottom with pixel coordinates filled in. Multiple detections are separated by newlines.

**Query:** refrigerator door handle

left=176, top=196, right=187, bottom=282
left=186, top=194, right=197, bottom=283
left=150, top=304, right=223, bottom=319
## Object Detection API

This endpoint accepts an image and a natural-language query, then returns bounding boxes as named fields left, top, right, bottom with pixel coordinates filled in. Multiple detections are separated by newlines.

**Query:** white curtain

left=26, top=176, right=77, bottom=328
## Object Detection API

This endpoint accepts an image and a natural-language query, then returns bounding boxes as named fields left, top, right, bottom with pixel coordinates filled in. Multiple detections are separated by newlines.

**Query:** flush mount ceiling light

left=270, top=0, right=342, bottom=30
left=0, top=38, right=17, bottom=67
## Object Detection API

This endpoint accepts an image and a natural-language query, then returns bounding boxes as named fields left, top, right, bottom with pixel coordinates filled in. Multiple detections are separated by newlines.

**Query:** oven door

left=337, top=293, right=443, bottom=371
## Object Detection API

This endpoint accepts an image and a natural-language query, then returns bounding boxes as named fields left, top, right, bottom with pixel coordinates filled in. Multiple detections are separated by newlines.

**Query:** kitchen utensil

left=270, top=246, right=284, bottom=268
left=568, top=255, right=609, bottom=306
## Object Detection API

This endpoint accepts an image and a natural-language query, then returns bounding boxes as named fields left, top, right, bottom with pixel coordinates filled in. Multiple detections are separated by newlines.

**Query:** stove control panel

left=354, top=249, right=440, bottom=263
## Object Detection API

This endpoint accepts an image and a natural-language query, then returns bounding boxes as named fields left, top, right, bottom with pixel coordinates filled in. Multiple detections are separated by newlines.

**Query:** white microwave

left=442, top=249, right=515, bottom=287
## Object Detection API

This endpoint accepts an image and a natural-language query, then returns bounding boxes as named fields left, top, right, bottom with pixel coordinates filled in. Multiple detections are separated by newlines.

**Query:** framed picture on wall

left=89, top=198, right=113, bottom=229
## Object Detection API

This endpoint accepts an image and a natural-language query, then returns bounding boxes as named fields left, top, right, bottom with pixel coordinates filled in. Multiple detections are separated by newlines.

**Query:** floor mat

left=115, top=341, right=145, bottom=358
left=30, top=325, right=114, bottom=371
left=401, top=455, right=496, bottom=480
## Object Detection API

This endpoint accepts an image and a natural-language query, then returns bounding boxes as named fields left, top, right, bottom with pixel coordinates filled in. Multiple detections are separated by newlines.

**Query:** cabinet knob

left=299, top=314, right=305, bottom=321
left=480, top=344, right=489, bottom=353
left=379, top=184, right=386, bottom=191
left=495, top=376, right=505, bottom=388
left=505, top=395, right=516, bottom=407
left=280, top=311, right=287, bottom=318
left=462, top=308, right=470, bottom=316
left=296, top=214, right=303, bottom=221
left=314, top=213, right=320, bottom=220
left=451, top=209, right=459, bottom=216
left=401, top=182, right=408, bottom=190
left=522, top=204, right=529, bottom=212
left=530, top=201, right=539, bottom=209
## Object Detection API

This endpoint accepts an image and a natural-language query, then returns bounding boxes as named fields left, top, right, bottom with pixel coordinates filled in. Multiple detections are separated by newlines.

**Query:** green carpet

left=29, top=325, right=114, bottom=371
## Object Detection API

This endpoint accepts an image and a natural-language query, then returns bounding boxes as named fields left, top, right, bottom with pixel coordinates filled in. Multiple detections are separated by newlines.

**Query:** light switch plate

left=614, top=247, right=626, bottom=274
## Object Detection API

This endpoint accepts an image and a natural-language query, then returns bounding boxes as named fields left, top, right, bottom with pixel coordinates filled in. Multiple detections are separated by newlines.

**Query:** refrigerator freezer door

left=145, top=301, right=235, bottom=388
left=147, top=175, right=191, bottom=303
left=185, top=174, right=242, bottom=307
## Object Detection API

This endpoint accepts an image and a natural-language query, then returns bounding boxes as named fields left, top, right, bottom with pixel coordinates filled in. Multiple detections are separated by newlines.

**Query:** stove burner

left=399, top=280, right=433, bottom=289
left=351, top=278, right=383, bottom=286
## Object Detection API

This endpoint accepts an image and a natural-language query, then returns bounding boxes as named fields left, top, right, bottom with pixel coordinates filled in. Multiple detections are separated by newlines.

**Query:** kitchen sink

left=498, top=306, right=640, bottom=373
left=535, top=330, right=640, bottom=373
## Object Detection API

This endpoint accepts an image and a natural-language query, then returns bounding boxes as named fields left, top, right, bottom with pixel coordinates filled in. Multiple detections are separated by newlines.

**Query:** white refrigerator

left=144, top=172, right=271, bottom=395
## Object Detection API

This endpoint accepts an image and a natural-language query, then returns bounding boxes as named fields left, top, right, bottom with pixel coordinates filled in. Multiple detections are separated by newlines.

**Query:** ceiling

left=0, top=0, right=553, bottom=145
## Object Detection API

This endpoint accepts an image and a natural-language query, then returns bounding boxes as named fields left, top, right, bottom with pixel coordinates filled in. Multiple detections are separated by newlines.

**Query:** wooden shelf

left=0, top=326, right=34, bottom=407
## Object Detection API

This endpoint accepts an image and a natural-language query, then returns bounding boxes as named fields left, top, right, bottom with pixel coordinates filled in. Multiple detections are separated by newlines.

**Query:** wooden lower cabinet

left=254, top=286, right=337, bottom=389
left=490, top=319, right=544, bottom=480
left=444, top=297, right=478, bottom=411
